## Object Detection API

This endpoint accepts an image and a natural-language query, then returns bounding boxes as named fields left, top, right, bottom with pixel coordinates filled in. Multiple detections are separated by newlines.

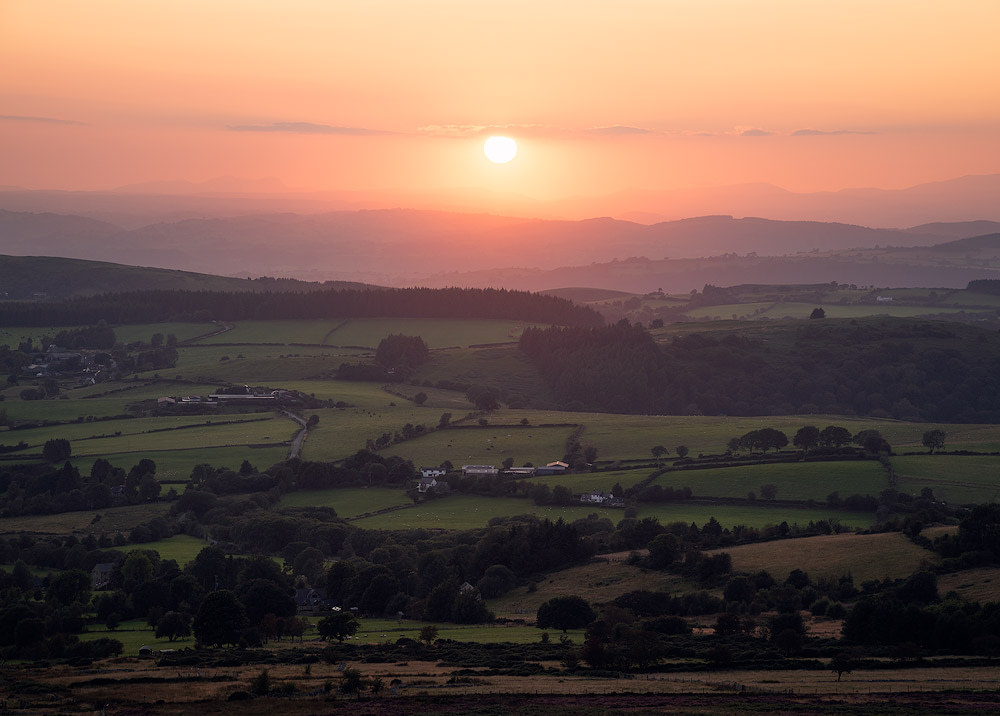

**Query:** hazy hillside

left=0, top=254, right=369, bottom=299
left=0, top=207, right=983, bottom=285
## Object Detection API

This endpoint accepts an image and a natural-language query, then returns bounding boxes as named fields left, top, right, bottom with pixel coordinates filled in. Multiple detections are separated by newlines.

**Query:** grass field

left=892, top=455, right=1000, bottom=504
left=489, top=561, right=688, bottom=619
left=530, top=468, right=657, bottom=492
left=193, top=318, right=534, bottom=349
left=79, top=618, right=196, bottom=652
left=937, top=566, right=1000, bottom=603
left=278, top=487, right=412, bottom=517
left=680, top=302, right=989, bottom=322
left=197, top=319, right=348, bottom=345
left=635, top=503, right=874, bottom=530
left=349, top=617, right=586, bottom=645
left=653, top=461, right=888, bottom=501
left=705, top=531, right=939, bottom=583
left=349, top=494, right=874, bottom=531
left=155, top=344, right=370, bottom=383
left=126, top=534, right=212, bottom=566
left=325, top=318, right=532, bottom=349
left=382, top=425, right=574, bottom=470
left=0, top=502, right=170, bottom=536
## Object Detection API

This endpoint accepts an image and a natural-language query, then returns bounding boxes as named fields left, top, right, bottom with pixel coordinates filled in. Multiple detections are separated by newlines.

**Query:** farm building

left=295, top=587, right=335, bottom=613
left=90, top=562, right=115, bottom=590
left=503, top=466, right=536, bottom=476
left=417, top=477, right=438, bottom=493
left=535, top=461, right=569, bottom=476
left=420, top=467, right=447, bottom=478
left=462, top=465, right=499, bottom=476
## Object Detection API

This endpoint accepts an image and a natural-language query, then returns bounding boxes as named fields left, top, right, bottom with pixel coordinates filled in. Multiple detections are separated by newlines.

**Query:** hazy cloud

left=587, top=125, right=652, bottom=136
left=740, top=128, right=774, bottom=137
left=0, top=114, right=86, bottom=126
left=418, top=123, right=654, bottom=139
left=227, top=121, right=388, bottom=135
left=792, top=128, right=879, bottom=136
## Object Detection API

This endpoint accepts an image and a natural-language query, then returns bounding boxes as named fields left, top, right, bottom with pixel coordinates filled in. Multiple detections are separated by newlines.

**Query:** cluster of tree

left=521, top=318, right=1000, bottom=422
left=0, top=287, right=603, bottom=328
left=52, top=324, right=117, bottom=350
left=727, top=428, right=789, bottom=453
left=841, top=570, right=1000, bottom=654
left=0, top=457, right=162, bottom=517
left=374, top=334, right=429, bottom=371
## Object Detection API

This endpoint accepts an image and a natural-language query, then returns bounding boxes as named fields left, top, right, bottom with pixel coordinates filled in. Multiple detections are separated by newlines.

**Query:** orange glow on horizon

left=0, top=1, right=997, bottom=203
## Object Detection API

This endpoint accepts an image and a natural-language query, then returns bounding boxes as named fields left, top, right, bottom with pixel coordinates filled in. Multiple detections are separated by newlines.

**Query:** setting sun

left=483, top=136, right=518, bottom=164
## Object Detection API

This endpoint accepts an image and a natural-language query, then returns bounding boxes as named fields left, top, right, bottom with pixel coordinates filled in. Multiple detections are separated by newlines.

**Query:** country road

left=283, top=410, right=309, bottom=459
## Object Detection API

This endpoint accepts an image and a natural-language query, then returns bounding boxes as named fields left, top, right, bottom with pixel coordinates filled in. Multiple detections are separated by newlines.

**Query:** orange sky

left=2, top=0, right=999, bottom=202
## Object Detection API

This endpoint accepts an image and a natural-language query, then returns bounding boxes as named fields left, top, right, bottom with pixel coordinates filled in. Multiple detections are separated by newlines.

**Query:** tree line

left=0, top=287, right=603, bottom=328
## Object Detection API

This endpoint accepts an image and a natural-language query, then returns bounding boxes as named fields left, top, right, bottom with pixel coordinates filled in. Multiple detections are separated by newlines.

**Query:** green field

left=0, top=414, right=295, bottom=459
left=126, top=534, right=212, bottom=566
left=350, top=494, right=874, bottom=531
left=198, top=319, right=347, bottom=345
left=278, top=487, right=412, bottom=517
left=383, top=426, right=573, bottom=470
left=654, top=460, right=888, bottom=501
left=892, top=455, right=1000, bottom=504
left=193, top=318, right=534, bottom=349
left=153, top=344, right=370, bottom=383
left=79, top=618, right=196, bottom=652
left=325, top=318, right=531, bottom=349
left=530, top=468, right=656, bottom=493
left=684, top=302, right=991, bottom=322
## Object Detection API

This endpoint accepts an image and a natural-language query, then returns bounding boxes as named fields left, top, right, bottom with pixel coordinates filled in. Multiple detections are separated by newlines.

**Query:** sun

left=483, top=136, right=517, bottom=163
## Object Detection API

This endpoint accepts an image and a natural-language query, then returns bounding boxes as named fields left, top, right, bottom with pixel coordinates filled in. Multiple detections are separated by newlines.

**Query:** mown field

left=705, top=531, right=939, bottom=584
left=0, top=502, right=170, bottom=536
left=489, top=560, right=689, bottom=619
left=125, top=534, right=212, bottom=566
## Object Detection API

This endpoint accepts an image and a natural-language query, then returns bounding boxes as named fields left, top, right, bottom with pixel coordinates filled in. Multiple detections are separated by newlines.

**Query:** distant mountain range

left=3, top=173, right=999, bottom=227
left=4, top=204, right=1000, bottom=289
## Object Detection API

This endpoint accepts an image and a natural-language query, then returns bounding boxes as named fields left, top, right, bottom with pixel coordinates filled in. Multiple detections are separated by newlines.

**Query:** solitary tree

left=675, top=445, right=689, bottom=459
left=536, top=596, right=597, bottom=632
left=922, top=429, right=946, bottom=454
left=156, top=611, right=192, bottom=642
left=318, top=612, right=359, bottom=642
left=831, top=651, right=856, bottom=681
left=809, top=307, right=826, bottom=319
left=651, top=445, right=667, bottom=462
left=413, top=391, right=428, bottom=406
left=760, top=484, right=778, bottom=500
left=419, top=624, right=439, bottom=645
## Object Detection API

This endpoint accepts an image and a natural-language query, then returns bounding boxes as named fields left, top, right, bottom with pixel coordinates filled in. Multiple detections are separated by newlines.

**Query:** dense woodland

left=520, top=318, right=1000, bottom=422
left=0, top=287, right=602, bottom=328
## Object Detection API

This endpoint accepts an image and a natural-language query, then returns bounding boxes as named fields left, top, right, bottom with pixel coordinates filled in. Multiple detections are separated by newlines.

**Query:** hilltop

left=0, top=254, right=370, bottom=299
